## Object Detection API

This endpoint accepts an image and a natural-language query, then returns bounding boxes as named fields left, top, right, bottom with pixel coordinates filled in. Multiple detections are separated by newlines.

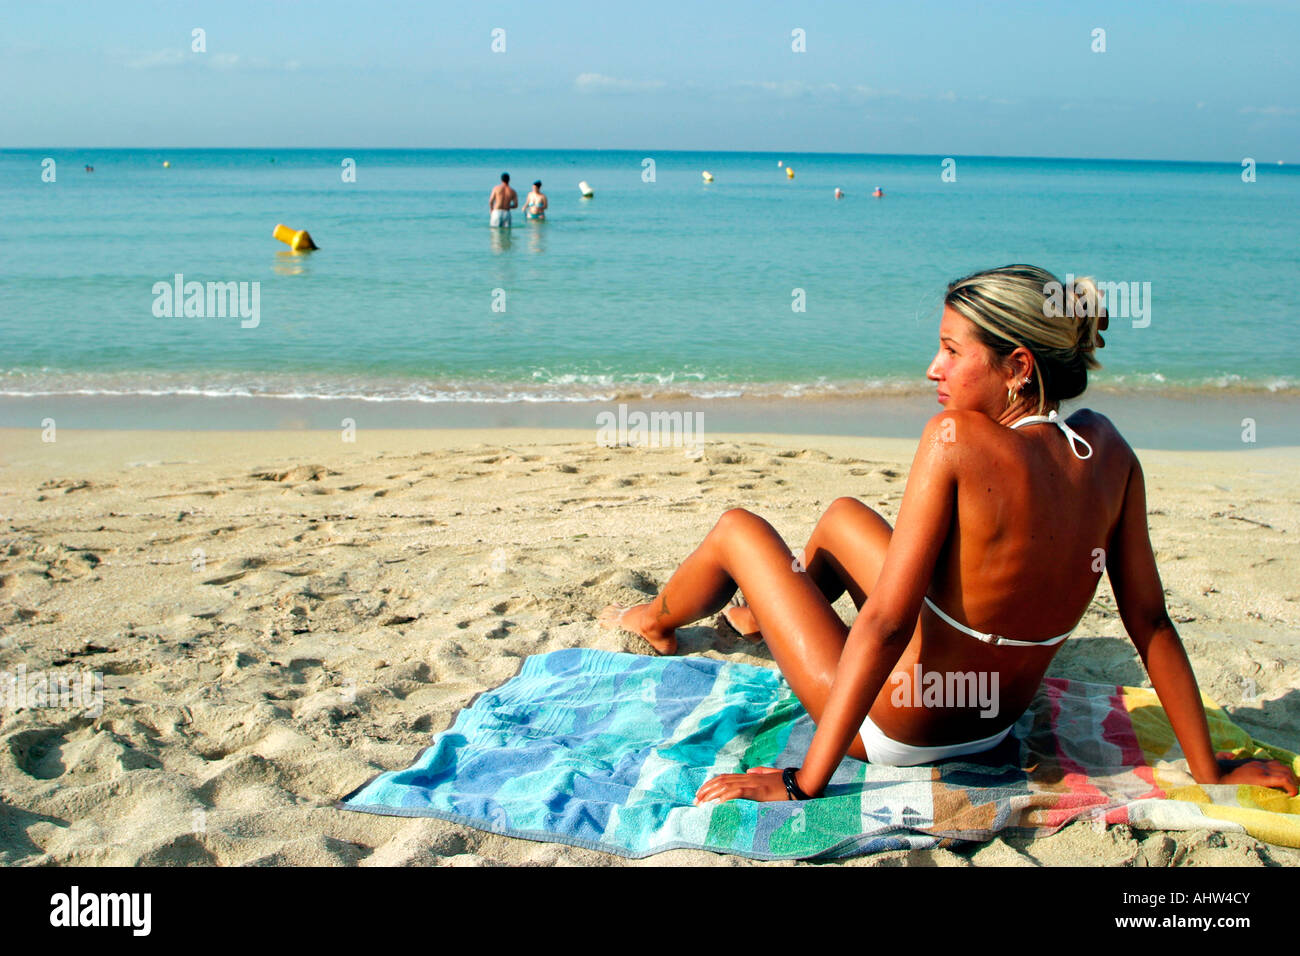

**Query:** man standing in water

left=489, top=173, right=518, bottom=227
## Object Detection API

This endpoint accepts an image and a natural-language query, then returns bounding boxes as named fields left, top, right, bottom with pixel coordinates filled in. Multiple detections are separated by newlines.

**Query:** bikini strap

left=923, top=596, right=1071, bottom=648
left=1009, top=409, right=1093, bottom=460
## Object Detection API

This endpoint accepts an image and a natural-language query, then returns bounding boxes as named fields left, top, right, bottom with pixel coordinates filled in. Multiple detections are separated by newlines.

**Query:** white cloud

left=731, top=81, right=930, bottom=103
left=120, top=49, right=295, bottom=72
left=736, top=80, right=842, bottom=99
left=1238, top=105, right=1296, bottom=115
left=574, top=73, right=665, bottom=94
left=126, top=49, right=187, bottom=69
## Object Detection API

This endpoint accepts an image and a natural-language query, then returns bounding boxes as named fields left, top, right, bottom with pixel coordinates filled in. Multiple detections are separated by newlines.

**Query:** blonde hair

left=944, top=264, right=1106, bottom=413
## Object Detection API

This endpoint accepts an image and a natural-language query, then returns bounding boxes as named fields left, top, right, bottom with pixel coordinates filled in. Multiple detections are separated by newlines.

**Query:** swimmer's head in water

left=940, top=265, right=1107, bottom=413
left=501, top=173, right=510, bottom=183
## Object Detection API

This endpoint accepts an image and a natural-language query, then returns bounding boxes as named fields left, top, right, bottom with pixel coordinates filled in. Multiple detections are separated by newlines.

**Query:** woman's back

left=934, top=407, right=1132, bottom=642
left=872, top=407, right=1138, bottom=743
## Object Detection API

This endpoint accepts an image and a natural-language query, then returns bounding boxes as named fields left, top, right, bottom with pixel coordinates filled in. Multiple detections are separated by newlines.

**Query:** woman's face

left=926, top=306, right=1009, bottom=414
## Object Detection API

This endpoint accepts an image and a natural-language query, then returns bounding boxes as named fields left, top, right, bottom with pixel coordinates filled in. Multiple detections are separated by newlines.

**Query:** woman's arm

left=1108, top=455, right=1297, bottom=794
left=794, top=413, right=961, bottom=795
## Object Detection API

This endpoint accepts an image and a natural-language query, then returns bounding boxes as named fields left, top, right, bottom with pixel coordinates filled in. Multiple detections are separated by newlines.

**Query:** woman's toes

left=597, top=602, right=676, bottom=655
left=723, top=605, right=761, bottom=640
left=597, top=604, right=628, bottom=629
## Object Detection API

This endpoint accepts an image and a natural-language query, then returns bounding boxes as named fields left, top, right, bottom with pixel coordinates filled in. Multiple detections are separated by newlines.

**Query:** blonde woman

left=600, top=264, right=1298, bottom=803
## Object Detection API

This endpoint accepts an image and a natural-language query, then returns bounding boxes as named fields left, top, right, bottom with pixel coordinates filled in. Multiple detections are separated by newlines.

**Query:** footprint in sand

left=251, top=465, right=337, bottom=483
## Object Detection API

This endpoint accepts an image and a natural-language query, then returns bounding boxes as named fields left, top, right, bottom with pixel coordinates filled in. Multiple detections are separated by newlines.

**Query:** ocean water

left=2, top=148, right=1298, bottom=407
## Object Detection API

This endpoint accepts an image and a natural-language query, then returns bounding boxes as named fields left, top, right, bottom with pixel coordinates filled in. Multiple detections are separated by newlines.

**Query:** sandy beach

left=1, top=425, right=1297, bottom=867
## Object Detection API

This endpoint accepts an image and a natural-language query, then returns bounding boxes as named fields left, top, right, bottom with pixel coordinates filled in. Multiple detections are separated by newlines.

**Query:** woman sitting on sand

left=601, top=264, right=1299, bottom=803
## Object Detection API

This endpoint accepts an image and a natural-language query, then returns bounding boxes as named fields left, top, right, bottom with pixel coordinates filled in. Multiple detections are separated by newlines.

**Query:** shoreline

left=4, top=425, right=1299, bottom=467
left=3, top=387, right=1299, bottom=450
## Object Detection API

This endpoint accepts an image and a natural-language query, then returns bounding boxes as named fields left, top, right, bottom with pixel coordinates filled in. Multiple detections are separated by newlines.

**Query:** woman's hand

left=694, top=767, right=793, bottom=805
left=1213, top=754, right=1299, bottom=795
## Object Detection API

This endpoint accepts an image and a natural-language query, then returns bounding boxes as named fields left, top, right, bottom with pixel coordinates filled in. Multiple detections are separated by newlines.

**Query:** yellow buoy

left=786, top=166, right=795, bottom=179
left=162, top=160, right=170, bottom=168
left=579, top=181, right=594, bottom=198
left=272, top=223, right=319, bottom=251
left=702, top=170, right=713, bottom=182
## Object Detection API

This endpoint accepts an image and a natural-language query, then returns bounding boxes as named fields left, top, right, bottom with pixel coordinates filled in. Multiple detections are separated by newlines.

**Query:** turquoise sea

left=2, top=148, right=1297, bottom=416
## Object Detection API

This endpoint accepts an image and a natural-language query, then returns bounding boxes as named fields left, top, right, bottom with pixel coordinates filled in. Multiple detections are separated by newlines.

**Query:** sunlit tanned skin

left=490, top=177, right=518, bottom=213
left=599, top=305, right=1299, bottom=803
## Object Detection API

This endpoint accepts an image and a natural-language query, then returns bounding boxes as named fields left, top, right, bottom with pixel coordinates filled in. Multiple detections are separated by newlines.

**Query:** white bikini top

left=922, top=409, right=1092, bottom=648
left=922, top=596, right=1073, bottom=648
left=1008, top=409, right=1093, bottom=460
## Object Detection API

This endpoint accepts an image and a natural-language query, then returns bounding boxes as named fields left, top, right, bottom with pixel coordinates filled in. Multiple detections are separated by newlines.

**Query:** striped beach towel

left=338, top=648, right=1300, bottom=860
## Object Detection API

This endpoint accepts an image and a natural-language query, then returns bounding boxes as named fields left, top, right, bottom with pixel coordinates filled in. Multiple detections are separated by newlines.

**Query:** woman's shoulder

left=1064, top=408, right=1136, bottom=462
left=921, top=407, right=1137, bottom=468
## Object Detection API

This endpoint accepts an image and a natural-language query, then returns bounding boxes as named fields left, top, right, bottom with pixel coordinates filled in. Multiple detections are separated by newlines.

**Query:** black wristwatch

left=782, top=767, right=812, bottom=801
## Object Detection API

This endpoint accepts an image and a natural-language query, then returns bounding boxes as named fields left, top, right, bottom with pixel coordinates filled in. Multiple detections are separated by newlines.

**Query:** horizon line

left=2, top=147, right=1293, bottom=166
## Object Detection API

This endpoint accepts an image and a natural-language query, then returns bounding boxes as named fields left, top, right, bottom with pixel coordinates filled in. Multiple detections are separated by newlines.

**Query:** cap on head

left=533, top=180, right=542, bottom=187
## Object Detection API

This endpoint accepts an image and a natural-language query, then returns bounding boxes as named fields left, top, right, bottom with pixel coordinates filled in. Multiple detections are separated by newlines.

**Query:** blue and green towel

left=337, top=648, right=1300, bottom=860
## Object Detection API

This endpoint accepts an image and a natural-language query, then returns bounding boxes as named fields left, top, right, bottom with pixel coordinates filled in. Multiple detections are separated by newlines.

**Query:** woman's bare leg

left=725, top=497, right=894, bottom=636
left=599, top=504, right=891, bottom=750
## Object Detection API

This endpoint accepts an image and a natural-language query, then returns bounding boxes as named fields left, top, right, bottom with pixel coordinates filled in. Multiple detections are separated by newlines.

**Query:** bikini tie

left=1009, top=409, right=1093, bottom=460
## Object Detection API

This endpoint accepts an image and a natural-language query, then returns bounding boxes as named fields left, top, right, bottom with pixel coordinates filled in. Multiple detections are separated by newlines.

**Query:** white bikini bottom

left=858, top=715, right=1013, bottom=767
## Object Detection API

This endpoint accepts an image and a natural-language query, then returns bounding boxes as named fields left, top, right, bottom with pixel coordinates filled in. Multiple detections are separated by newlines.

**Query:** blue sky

left=2, top=0, right=1296, bottom=160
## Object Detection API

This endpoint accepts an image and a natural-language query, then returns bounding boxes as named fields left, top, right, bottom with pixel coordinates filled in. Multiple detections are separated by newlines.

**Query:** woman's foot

left=598, top=602, right=678, bottom=655
left=720, top=603, right=762, bottom=642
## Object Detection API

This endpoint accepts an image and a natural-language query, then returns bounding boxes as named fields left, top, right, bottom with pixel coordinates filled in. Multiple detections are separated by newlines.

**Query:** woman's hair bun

left=1067, top=276, right=1106, bottom=368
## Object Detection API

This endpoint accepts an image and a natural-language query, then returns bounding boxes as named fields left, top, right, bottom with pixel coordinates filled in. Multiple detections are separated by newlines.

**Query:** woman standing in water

left=524, top=180, right=547, bottom=220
